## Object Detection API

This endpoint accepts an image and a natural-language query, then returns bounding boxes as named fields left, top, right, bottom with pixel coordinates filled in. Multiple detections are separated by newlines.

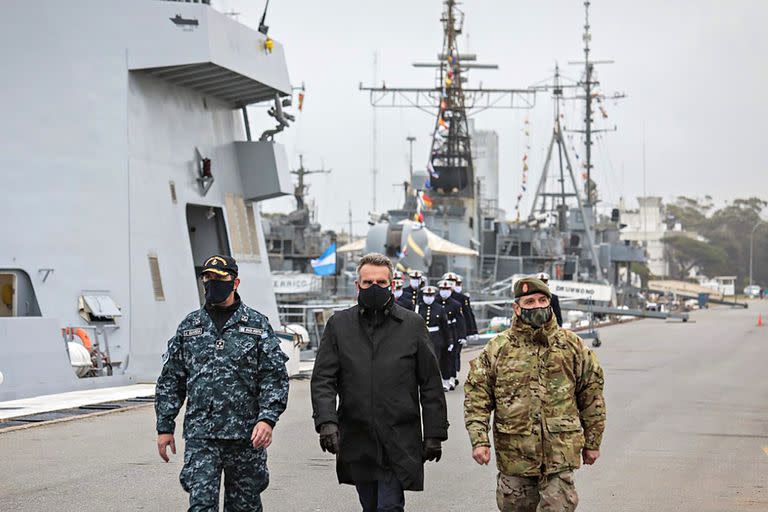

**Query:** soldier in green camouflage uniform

left=464, top=277, right=605, bottom=512
left=155, top=255, right=289, bottom=512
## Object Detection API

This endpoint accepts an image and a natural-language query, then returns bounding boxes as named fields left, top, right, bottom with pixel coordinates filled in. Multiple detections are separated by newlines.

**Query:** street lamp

left=406, top=136, right=416, bottom=182
left=750, top=219, right=766, bottom=287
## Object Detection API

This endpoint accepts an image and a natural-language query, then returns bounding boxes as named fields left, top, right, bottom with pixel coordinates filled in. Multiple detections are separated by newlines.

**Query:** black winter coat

left=551, top=293, right=563, bottom=326
left=310, top=303, right=449, bottom=491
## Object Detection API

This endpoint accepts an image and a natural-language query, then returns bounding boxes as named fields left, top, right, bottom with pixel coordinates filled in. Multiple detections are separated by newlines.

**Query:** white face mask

left=394, top=289, right=403, bottom=299
left=409, top=279, right=420, bottom=289
left=439, top=289, right=452, bottom=300
left=454, top=285, right=462, bottom=294
left=423, top=295, right=435, bottom=305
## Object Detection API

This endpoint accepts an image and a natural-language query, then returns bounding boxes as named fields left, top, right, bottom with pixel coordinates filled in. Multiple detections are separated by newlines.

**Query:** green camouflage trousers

left=496, top=470, right=578, bottom=512
left=180, top=439, right=269, bottom=512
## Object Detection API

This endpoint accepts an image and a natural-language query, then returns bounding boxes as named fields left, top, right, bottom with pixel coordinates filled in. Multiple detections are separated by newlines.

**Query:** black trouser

left=453, top=341, right=463, bottom=376
left=429, top=331, right=453, bottom=379
left=355, top=471, right=405, bottom=512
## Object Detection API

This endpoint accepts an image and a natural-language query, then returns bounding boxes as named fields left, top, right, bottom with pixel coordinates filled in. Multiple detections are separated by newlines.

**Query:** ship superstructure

left=360, top=0, right=535, bottom=284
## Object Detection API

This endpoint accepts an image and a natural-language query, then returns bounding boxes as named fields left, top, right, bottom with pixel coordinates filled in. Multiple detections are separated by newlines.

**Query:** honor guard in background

left=537, top=272, right=563, bottom=327
left=418, top=286, right=455, bottom=389
left=442, top=272, right=478, bottom=386
left=451, top=274, right=478, bottom=338
left=464, top=277, right=605, bottom=512
left=437, top=279, right=466, bottom=390
left=393, top=278, right=409, bottom=309
left=155, top=254, right=290, bottom=512
left=400, top=269, right=425, bottom=311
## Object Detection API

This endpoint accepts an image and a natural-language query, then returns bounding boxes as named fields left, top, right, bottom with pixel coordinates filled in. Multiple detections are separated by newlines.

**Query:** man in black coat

left=311, top=253, right=448, bottom=512
left=537, top=272, right=563, bottom=327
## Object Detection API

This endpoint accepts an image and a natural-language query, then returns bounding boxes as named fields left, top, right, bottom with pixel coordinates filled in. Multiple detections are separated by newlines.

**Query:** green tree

left=663, top=235, right=728, bottom=279
left=666, top=196, right=768, bottom=288
left=704, top=197, right=767, bottom=287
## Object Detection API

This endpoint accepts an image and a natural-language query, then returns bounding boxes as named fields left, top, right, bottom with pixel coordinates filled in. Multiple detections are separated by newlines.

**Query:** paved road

left=2, top=302, right=768, bottom=511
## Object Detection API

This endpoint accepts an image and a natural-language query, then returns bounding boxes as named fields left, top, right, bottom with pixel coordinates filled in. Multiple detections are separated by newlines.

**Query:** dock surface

left=2, top=302, right=767, bottom=511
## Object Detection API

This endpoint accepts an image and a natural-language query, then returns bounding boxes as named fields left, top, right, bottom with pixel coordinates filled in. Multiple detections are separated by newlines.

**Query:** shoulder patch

left=239, top=326, right=265, bottom=336
left=182, top=327, right=203, bottom=337
left=161, top=351, right=170, bottom=364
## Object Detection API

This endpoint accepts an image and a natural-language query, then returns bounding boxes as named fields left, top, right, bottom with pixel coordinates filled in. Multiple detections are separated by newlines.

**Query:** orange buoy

left=74, top=327, right=93, bottom=351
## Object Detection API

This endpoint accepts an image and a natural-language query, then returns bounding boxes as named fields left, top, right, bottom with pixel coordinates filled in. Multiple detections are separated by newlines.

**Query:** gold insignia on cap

left=522, top=283, right=529, bottom=293
left=205, top=256, right=228, bottom=267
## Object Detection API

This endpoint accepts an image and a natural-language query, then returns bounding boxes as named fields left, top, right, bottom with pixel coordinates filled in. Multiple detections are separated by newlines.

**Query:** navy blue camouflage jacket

left=155, top=302, right=289, bottom=439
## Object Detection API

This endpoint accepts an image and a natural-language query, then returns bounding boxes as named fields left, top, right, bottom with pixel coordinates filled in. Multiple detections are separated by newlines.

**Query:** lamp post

left=406, top=136, right=416, bottom=182
left=750, top=220, right=765, bottom=287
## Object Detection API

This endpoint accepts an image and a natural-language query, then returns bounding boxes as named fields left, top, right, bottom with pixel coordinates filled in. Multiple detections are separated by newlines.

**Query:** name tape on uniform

left=239, top=326, right=265, bottom=336
left=183, top=327, right=203, bottom=337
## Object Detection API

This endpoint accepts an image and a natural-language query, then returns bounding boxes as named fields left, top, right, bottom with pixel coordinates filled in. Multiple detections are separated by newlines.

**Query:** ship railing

left=277, top=302, right=354, bottom=348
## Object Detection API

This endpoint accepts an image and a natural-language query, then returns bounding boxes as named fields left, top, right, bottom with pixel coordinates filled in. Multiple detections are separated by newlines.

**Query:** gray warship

left=358, top=0, right=646, bottom=306
left=0, top=0, right=302, bottom=401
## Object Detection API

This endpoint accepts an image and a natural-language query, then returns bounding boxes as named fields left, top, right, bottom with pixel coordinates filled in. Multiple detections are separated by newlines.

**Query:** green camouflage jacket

left=464, top=315, right=605, bottom=476
left=155, top=302, right=289, bottom=439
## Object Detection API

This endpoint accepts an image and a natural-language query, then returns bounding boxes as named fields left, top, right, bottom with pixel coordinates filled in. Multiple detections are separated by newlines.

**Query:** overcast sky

left=214, top=0, right=768, bottom=234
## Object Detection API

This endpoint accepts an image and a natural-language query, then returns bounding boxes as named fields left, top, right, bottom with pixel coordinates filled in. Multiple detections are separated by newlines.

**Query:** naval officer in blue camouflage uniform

left=155, top=254, right=289, bottom=512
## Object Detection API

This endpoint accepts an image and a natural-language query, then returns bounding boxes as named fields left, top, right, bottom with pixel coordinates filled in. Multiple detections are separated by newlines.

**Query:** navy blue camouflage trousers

left=180, top=438, right=269, bottom=512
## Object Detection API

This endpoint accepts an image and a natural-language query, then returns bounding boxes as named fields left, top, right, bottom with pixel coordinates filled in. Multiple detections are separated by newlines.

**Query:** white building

left=470, top=120, right=500, bottom=207
left=620, top=197, right=670, bottom=277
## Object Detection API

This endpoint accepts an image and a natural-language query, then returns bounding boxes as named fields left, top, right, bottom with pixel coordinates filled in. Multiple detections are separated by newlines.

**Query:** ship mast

left=358, top=0, right=537, bottom=285
left=583, top=0, right=594, bottom=206
left=568, top=0, right=624, bottom=207
left=427, top=0, right=474, bottom=199
left=291, top=155, right=331, bottom=212
left=359, top=0, right=535, bottom=225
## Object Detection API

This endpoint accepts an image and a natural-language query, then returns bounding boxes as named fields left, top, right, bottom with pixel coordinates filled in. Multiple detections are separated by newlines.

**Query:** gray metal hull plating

left=0, top=0, right=296, bottom=401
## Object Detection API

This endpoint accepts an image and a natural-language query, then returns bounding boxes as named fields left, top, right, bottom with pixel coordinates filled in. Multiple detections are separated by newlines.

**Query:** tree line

left=662, top=196, right=767, bottom=288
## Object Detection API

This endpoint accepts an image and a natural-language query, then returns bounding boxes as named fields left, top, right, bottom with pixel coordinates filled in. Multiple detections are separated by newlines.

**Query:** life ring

left=74, top=328, right=93, bottom=351
left=63, top=327, right=93, bottom=352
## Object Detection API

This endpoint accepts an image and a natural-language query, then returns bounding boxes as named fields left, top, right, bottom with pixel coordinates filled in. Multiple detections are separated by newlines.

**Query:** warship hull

left=0, top=0, right=299, bottom=401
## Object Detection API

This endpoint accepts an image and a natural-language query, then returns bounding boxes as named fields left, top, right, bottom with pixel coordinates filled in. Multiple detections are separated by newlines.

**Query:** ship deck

left=2, top=302, right=768, bottom=511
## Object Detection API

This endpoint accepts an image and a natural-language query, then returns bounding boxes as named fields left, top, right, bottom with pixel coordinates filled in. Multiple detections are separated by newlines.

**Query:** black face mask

left=358, top=284, right=392, bottom=311
left=518, top=306, right=553, bottom=329
left=204, top=279, right=235, bottom=305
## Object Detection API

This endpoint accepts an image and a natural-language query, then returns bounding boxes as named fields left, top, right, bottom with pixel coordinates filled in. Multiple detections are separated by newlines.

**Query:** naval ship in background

left=0, top=0, right=304, bottom=401
left=355, top=0, right=646, bottom=309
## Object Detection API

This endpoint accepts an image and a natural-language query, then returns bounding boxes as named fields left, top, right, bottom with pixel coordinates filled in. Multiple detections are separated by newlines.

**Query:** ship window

left=0, top=269, right=41, bottom=317
left=169, top=181, right=178, bottom=204
left=224, top=193, right=261, bottom=262
left=0, top=273, right=17, bottom=317
left=148, top=255, right=165, bottom=301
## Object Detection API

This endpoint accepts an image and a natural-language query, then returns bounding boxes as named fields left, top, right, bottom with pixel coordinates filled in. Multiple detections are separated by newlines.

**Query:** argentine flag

left=311, top=243, right=336, bottom=276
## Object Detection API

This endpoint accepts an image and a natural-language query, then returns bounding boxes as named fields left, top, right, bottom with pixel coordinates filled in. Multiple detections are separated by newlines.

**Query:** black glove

left=319, top=423, right=340, bottom=455
left=422, top=437, right=442, bottom=462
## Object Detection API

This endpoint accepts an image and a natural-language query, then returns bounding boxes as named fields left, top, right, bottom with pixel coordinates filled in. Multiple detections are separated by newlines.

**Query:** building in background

left=620, top=197, right=670, bottom=277
left=470, top=120, right=500, bottom=209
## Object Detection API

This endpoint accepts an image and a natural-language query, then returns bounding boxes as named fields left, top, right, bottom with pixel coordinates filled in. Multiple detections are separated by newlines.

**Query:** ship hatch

left=186, top=204, right=232, bottom=305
